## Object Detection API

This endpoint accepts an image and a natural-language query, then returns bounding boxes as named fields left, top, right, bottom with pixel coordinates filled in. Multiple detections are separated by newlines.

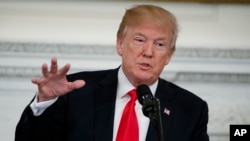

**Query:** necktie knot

left=128, top=89, right=137, bottom=102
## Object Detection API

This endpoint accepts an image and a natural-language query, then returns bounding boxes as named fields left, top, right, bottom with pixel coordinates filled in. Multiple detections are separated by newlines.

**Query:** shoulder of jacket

left=66, top=68, right=118, bottom=82
left=158, top=78, right=206, bottom=104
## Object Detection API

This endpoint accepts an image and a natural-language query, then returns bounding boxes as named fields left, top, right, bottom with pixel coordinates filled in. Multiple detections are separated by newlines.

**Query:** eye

left=157, top=43, right=164, bottom=47
left=134, top=36, right=145, bottom=45
left=155, top=41, right=166, bottom=49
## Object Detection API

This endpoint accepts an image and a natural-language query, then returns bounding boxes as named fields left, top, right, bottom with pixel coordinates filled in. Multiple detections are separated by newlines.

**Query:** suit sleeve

left=15, top=97, right=67, bottom=141
left=192, top=101, right=209, bottom=141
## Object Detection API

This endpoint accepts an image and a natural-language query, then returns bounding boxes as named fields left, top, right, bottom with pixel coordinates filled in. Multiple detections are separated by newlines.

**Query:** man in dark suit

left=15, top=4, right=209, bottom=141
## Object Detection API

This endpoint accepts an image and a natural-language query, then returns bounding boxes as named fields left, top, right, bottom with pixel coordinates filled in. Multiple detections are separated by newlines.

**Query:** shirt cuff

left=30, top=94, right=58, bottom=116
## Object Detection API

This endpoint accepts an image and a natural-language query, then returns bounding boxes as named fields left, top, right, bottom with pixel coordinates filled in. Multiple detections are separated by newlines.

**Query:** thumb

left=71, top=80, right=86, bottom=89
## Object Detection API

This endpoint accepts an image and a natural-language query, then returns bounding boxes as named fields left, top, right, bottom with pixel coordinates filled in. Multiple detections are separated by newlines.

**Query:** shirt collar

left=117, top=67, right=158, bottom=99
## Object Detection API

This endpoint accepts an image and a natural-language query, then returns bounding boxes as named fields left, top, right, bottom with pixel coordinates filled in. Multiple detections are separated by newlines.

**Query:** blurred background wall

left=0, top=1, right=250, bottom=141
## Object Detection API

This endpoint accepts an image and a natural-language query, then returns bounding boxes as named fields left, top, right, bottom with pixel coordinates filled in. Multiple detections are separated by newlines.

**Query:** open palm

left=32, top=57, right=85, bottom=102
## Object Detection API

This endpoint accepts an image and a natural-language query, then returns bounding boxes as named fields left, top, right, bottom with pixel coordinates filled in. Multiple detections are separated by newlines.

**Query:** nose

left=142, top=43, right=153, bottom=59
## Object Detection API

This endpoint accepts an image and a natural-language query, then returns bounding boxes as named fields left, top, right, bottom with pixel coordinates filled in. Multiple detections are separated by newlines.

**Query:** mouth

left=138, top=63, right=152, bottom=70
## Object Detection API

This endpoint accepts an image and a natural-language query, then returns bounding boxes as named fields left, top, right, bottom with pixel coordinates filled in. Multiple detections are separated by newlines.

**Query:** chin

left=136, top=75, right=154, bottom=84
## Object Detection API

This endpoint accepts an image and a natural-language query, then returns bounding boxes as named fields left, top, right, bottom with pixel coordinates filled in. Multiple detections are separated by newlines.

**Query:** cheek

left=154, top=55, right=169, bottom=70
left=123, top=45, right=141, bottom=59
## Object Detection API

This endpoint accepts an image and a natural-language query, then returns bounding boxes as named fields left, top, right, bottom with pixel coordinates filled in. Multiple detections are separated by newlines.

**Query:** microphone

left=136, top=84, right=164, bottom=141
left=136, top=84, right=156, bottom=120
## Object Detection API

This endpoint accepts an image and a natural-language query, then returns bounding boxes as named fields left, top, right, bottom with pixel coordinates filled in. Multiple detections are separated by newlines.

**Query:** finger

left=31, top=77, right=42, bottom=85
left=50, top=57, right=58, bottom=74
left=69, top=80, right=85, bottom=90
left=59, top=63, right=70, bottom=75
left=42, top=63, right=49, bottom=77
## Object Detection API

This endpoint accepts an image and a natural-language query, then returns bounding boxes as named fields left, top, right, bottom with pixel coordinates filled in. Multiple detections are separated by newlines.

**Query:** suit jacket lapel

left=146, top=78, right=176, bottom=141
left=94, top=68, right=119, bottom=141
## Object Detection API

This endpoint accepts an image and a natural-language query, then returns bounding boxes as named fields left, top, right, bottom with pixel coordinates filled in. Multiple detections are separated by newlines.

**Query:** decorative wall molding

left=1, top=41, right=250, bottom=59
left=1, top=41, right=250, bottom=83
left=1, top=66, right=250, bottom=84
left=209, top=105, right=250, bottom=132
left=0, top=42, right=116, bottom=55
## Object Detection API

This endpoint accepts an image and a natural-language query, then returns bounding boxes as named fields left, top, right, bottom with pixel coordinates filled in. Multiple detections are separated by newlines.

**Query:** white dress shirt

left=30, top=67, right=158, bottom=141
left=30, top=94, right=58, bottom=116
left=113, top=68, right=158, bottom=141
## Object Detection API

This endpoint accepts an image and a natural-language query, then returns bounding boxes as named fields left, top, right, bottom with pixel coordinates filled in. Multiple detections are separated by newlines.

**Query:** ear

left=165, top=52, right=172, bottom=65
left=116, top=38, right=123, bottom=56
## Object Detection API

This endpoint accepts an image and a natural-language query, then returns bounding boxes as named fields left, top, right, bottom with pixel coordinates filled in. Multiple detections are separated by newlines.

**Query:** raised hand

left=31, top=57, right=85, bottom=102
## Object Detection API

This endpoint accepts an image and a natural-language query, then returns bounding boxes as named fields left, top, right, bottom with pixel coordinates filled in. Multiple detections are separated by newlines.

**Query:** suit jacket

left=15, top=68, right=209, bottom=141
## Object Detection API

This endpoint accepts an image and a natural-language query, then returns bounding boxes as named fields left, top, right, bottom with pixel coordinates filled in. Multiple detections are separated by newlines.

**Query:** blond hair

left=117, top=5, right=178, bottom=53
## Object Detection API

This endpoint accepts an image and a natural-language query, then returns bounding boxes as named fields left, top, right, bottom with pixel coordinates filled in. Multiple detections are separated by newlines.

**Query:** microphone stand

left=154, top=98, right=164, bottom=141
left=142, top=98, right=164, bottom=141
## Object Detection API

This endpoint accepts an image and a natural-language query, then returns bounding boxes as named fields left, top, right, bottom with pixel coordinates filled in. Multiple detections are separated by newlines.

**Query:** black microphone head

left=136, top=84, right=153, bottom=105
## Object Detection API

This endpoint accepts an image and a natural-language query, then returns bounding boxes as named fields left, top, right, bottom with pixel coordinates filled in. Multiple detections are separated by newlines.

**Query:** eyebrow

left=134, top=32, right=167, bottom=41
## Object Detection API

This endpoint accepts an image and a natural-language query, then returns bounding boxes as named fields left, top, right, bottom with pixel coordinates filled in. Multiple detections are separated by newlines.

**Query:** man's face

left=116, top=23, right=173, bottom=86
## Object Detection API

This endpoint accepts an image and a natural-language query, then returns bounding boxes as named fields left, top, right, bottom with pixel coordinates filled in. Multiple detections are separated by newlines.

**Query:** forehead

left=125, top=23, right=172, bottom=40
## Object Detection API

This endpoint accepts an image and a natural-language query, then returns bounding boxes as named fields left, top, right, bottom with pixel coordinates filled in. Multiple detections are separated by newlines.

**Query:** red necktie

left=116, top=89, right=139, bottom=141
